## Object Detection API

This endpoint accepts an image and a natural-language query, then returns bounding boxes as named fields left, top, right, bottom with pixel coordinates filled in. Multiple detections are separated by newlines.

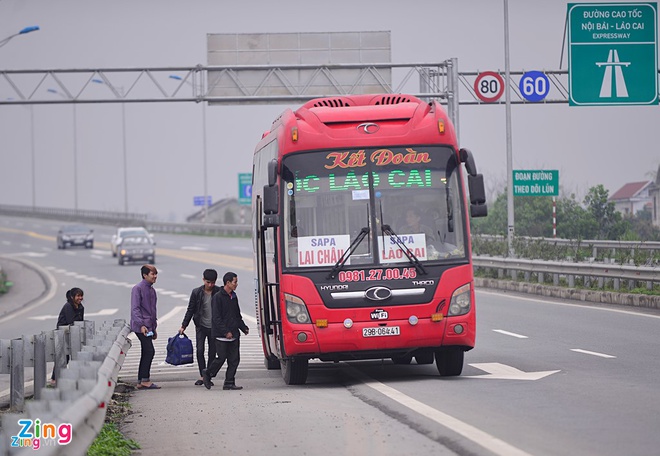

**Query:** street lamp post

left=0, top=26, right=40, bottom=48
left=169, top=74, right=209, bottom=222
left=92, top=79, right=129, bottom=214
left=1, top=26, right=40, bottom=207
left=47, top=88, right=79, bottom=211
left=29, top=105, right=36, bottom=208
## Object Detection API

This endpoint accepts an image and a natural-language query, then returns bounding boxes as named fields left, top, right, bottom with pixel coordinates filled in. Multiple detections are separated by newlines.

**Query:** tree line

left=472, top=184, right=660, bottom=242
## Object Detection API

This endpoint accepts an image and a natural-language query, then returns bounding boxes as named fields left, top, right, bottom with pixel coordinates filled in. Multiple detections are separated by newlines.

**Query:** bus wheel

left=415, top=352, right=435, bottom=365
left=391, top=354, right=413, bottom=365
left=281, top=357, right=308, bottom=385
left=435, top=349, right=464, bottom=376
left=264, top=355, right=280, bottom=370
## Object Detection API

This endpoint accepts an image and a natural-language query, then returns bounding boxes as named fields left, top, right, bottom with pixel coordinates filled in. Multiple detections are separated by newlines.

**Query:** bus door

left=256, top=196, right=282, bottom=368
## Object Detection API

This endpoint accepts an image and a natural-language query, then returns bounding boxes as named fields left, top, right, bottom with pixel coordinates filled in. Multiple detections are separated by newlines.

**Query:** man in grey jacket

left=180, top=269, right=221, bottom=386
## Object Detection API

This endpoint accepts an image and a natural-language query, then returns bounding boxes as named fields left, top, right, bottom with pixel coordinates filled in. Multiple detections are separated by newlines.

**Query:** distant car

left=111, top=227, right=155, bottom=257
left=57, top=225, right=94, bottom=249
left=117, top=235, right=156, bottom=265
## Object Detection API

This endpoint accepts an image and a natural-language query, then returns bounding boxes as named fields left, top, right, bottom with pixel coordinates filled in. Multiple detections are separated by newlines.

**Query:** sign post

left=568, top=3, right=658, bottom=106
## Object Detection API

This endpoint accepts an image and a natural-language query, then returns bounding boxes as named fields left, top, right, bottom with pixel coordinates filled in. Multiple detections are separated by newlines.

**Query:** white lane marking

left=158, top=305, right=187, bottom=323
left=15, top=251, right=46, bottom=257
left=180, top=274, right=196, bottom=279
left=0, top=258, right=58, bottom=324
left=467, top=363, right=560, bottom=380
left=352, top=370, right=532, bottom=456
left=493, top=329, right=528, bottom=339
left=28, top=308, right=119, bottom=320
left=478, top=289, right=660, bottom=320
left=570, top=349, right=616, bottom=359
left=181, top=246, right=208, bottom=251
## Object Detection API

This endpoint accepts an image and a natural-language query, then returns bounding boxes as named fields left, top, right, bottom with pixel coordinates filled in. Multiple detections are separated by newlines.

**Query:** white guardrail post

left=0, top=320, right=132, bottom=456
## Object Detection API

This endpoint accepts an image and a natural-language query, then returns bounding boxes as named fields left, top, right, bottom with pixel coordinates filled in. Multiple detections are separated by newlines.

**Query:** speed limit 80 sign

left=474, top=71, right=505, bottom=103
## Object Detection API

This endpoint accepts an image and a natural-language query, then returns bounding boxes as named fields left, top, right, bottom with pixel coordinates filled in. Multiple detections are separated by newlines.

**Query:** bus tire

left=415, top=352, right=435, bottom=365
left=435, top=349, right=464, bottom=376
left=391, top=354, right=413, bottom=365
left=264, top=355, right=280, bottom=370
left=281, top=357, right=308, bottom=385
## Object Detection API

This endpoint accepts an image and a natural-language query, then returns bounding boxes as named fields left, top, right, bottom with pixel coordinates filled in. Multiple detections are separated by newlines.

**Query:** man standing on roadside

left=179, top=269, right=221, bottom=386
left=203, top=271, right=249, bottom=390
left=131, top=264, right=160, bottom=390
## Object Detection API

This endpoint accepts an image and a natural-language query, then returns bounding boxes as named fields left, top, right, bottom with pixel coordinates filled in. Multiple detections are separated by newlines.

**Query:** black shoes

left=195, top=379, right=213, bottom=386
left=223, top=384, right=243, bottom=390
left=202, top=369, right=212, bottom=390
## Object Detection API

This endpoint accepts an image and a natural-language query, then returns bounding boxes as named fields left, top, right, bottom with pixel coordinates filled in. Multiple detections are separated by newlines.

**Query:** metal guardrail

left=0, top=205, right=147, bottom=226
left=0, top=320, right=131, bottom=455
left=473, top=256, right=659, bottom=291
left=477, top=234, right=660, bottom=258
left=0, top=204, right=250, bottom=237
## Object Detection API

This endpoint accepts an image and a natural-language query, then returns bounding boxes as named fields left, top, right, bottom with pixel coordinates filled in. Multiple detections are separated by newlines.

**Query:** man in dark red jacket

left=203, top=271, right=249, bottom=390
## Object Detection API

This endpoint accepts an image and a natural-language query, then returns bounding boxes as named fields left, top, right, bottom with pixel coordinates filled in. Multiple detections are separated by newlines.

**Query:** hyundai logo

left=365, top=286, right=392, bottom=301
left=357, top=122, right=379, bottom=134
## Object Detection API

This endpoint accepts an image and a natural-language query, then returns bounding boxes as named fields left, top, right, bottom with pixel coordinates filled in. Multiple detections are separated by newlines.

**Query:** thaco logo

left=10, top=419, right=72, bottom=450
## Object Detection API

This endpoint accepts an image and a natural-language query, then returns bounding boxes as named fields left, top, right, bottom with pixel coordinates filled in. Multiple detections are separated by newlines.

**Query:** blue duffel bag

left=166, top=333, right=194, bottom=365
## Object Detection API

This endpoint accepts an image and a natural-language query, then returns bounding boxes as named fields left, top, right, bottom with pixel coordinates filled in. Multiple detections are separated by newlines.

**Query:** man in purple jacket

left=131, top=264, right=160, bottom=390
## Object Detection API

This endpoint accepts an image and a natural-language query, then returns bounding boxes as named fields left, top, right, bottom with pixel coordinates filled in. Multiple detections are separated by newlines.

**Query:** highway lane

left=1, top=215, right=660, bottom=455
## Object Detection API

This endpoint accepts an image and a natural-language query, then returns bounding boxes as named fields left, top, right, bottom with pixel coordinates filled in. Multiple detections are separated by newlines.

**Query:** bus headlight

left=284, top=293, right=311, bottom=324
left=448, top=284, right=471, bottom=316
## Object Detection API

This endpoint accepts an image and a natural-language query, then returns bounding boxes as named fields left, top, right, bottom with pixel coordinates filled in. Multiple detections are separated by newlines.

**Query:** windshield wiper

left=327, top=227, right=370, bottom=279
left=381, top=225, right=427, bottom=275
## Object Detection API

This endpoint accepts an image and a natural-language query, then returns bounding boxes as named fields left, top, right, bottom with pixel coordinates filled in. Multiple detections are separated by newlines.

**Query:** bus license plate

left=362, top=326, right=400, bottom=338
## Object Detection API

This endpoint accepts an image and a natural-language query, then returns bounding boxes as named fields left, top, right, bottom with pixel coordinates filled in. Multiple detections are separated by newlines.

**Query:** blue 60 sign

left=519, top=71, right=550, bottom=102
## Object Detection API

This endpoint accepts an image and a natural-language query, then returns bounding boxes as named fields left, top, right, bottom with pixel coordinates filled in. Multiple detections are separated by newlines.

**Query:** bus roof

left=256, top=93, right=457, bottom=154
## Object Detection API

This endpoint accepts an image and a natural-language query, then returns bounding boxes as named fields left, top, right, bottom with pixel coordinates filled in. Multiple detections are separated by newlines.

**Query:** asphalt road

left=1, top=215, right=659, bottom=456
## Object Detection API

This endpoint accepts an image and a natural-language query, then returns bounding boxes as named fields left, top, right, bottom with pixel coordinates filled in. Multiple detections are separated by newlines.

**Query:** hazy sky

left=1, top=0, right=658, bottom=222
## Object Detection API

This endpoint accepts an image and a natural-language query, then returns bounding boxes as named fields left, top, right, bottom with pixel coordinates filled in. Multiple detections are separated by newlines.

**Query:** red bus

left=252, top=94, right=487, bottom=385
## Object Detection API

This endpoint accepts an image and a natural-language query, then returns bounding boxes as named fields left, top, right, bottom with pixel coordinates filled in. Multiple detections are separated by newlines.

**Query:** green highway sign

left=238, top=173, right=252, bottom=205
left=568, top=3, right=658, bottom=106
left=513, top=170, right=559, bottom=196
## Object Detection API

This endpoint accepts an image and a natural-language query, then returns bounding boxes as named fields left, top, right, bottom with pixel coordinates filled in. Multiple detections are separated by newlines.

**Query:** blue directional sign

left=193, top=195, right=212, bottom=206
left=238, top=173, right=252, bottom=206
left=519, top=71, right=550, bottom=102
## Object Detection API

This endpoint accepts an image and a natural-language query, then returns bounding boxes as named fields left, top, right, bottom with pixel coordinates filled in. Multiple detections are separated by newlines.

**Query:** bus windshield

left=281, top=146, right=467, bottom=269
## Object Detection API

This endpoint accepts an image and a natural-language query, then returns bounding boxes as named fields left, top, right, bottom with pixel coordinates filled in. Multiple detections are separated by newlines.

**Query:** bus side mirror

left=471, top=204, right=488, bottom=217
left=267, top=159, right=278, bottom=187
left=459, top=148, right=477, bottom=176
left=468, top=174, right=486, bottom=205
left=468, top=174, right=488, bottom=217
left=263, top=184, right=280, bottom=227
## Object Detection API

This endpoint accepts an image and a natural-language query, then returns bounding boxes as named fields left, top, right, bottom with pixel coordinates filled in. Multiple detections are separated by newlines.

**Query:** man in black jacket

left=203, top=271, right=249, bottom=390
left=179, top=269, right=221, bottom=386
